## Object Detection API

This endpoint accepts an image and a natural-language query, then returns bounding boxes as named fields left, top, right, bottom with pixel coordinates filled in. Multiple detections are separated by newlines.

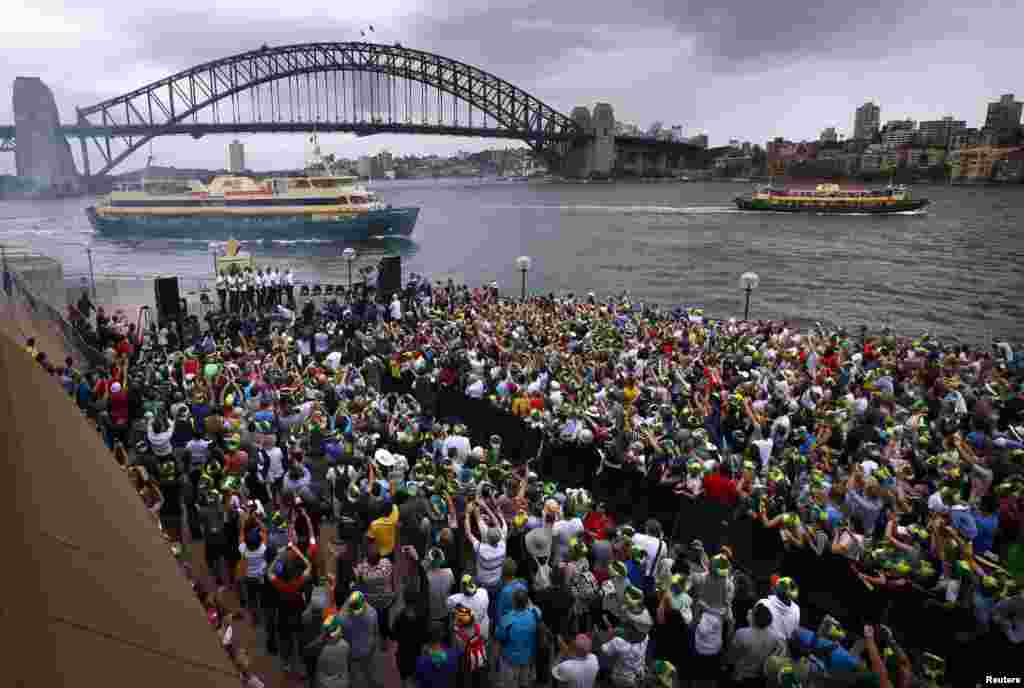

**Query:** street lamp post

left=343, top=247, right=357, bottom=296
left=739, top=271, right=760, bottom=321
left=515, top=255, right=532, bottom=301
left=86, top=246, right=97, bottom=300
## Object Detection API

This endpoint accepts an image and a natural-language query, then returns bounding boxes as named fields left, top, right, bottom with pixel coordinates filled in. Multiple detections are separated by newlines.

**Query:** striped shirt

left=474, top=541, right=506, bottom=587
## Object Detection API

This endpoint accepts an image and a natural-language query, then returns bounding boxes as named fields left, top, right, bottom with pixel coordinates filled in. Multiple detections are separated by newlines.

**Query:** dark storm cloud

left=85, top=0, right=949, bottom=98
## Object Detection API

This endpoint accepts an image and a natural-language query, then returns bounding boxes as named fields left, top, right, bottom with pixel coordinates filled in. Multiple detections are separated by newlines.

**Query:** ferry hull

left=85, top=206, right=419, bottom=240
left=734, top=198, right=929, bottom=214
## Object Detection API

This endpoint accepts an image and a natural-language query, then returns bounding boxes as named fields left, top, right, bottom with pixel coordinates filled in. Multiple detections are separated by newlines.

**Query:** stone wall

left=2, top=244, right=67, bottom=314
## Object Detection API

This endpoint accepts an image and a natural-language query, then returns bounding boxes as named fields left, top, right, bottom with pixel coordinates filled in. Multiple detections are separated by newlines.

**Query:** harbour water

left=1, top=179, right=1022, bottom=343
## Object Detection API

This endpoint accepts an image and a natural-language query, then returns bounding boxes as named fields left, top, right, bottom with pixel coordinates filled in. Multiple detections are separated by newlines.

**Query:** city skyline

left=1, top=0, right=1022, bottom=173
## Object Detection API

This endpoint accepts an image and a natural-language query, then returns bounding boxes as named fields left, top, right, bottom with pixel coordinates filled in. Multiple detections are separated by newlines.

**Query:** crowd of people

left=24, top=272, right=1024, bottom=688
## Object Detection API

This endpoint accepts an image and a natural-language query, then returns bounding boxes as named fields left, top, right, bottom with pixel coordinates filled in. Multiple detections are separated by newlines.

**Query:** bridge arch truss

left=74, top=42, right=584, bottom=175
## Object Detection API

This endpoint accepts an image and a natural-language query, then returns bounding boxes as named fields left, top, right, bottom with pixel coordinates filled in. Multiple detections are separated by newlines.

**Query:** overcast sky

left=2, top=0, right=1022, bottom=173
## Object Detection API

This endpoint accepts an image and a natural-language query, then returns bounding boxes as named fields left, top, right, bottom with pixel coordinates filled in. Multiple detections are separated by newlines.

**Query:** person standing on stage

left=228, top=269, right=239, bottom=314
left=285, top=268, right=296, bottom=310
left=270, top=267, right=281, bottom=308
left=244, top=267, right=255, bottom=315
left=216, top=270, right=228, bottom=313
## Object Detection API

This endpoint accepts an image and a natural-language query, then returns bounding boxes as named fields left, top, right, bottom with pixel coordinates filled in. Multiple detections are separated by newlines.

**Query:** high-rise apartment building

left=919, top=117, right=967, bottom=147
left=881, top=119, right=916, bottom=149
left=983, top=94, right=1023, bottom=144
left=228, top=140, right=245, bottom=173
left=853, top=102, right=880, bottom=140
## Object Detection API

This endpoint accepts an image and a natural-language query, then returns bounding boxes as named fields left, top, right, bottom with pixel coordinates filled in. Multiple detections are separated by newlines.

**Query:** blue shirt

left=625, top=559, right=646, bottom=590
left=793, top=628, right=862, bottom=673
left=415, top=647, right=462, bottom=688
left=497, top=580, right=529, bottom=623
left=341, top=605, right=379, bottom=659
left=972, top=512, right=999, bottom=554
left=496, top=608, right=540, bottom=666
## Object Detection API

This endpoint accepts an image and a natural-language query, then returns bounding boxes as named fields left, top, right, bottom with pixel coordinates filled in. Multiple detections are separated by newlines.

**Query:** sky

left=1, top=0, right=1022, bottom=174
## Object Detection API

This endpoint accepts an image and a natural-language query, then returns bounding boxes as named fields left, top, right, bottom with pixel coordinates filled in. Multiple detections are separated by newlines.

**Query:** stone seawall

left=2, top=243, right=67, bottom=314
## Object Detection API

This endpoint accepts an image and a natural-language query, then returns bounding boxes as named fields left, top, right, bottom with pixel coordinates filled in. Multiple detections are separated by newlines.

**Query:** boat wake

left=487, top=204, right=744, bottom=215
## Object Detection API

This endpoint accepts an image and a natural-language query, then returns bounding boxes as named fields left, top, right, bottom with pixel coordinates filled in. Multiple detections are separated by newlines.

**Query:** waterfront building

left=881, top=120, right=916, bottom=149
left=919, top=117, right=966, bottom=147
left=954, top=145, right=1024, bottom=182
left=983, top=94, right=1023, bottom=145
left=950, top=128, right=983, bottom=149
left=853, top=102, right=881, bottom=140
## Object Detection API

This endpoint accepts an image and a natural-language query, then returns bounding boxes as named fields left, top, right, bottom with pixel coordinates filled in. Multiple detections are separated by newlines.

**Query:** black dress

left=393, top=607, right=430, bottom=679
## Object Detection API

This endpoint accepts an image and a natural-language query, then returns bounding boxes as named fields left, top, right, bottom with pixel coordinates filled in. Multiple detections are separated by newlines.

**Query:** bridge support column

left=590, top=104, right=615, bottom=178
left=13, top=77, right=80, bottom=193
left=78, top=137, right=90, bottom=177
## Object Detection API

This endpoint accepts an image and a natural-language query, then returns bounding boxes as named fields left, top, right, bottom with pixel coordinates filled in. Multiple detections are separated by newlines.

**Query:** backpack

left=533, top=554, right=552, bottom=592
left=454, top=623, right=487, bottom=672
left=570, top=568, right=599, bottom=603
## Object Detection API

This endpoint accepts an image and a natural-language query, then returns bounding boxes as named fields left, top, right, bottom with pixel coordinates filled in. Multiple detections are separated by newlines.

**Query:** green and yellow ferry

left=86, top=174, right=419, bottom=240
left=735, top=183, right=929, bottom=214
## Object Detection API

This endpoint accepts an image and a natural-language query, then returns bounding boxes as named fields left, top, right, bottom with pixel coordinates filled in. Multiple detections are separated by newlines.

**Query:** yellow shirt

left=623, top=385, right=640, bottom=404
left=511, top=396, right=530, bottom=417
left=368, top=505, right=399, bottom=556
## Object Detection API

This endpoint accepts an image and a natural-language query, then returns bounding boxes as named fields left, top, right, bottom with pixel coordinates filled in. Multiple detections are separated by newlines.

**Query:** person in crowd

left=353, top=536, right=397, bottom=647
left=496, top=588, right=540, bottom=688
left=269, top=542, right=314, bottom=675
left=725, top=601, right=787, bottom=687
left=415, top=622, right=461, bottom=688
left=551, top=633, right=599, bottom=688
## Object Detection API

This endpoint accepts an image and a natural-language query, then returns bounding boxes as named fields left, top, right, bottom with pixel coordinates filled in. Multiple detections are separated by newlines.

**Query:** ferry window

left=312, top=179, right=337, bottom=189
left=291, top=179, right=311, bottom=189
left=350, top=195, right=367, bottom=204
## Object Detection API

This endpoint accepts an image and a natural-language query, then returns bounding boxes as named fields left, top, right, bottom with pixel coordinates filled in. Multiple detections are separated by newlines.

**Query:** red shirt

left=584, top=512, right=615, bottom=543
left=109, top=390, right=130, bottom=425
left=224, top=450, right=249, bottom=476
left=183, top=359, right=200, bottom=377
left=702, top=473, right=739, bottom=506
left=116, top=339, right=134, bottom=357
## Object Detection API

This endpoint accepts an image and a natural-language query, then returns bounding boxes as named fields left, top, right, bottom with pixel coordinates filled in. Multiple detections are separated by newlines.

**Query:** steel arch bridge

left=71, top=42, right=587, bottom=176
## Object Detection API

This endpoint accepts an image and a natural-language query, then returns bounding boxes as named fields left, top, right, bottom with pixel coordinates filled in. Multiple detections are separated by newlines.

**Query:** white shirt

left=760, top=595, right=801, bottom=641
left=752, top=438, right=774, bottom=468
left=552, top=654, right=599, bottom=688
left=552, top=517, right=584, bottom=564
left=631, top=532, right=667, bottom=577
left=602, top=636, right=649, bottom=681
left=861, top=460, right=879, bottom=477
left=239, top=542, right=268, bottom=578
left=447, top=589, right=490, bottom=638
left=266, top=446, right=285, bottom=481
left=390, top=299, right=402, bottom=320
left=443, top=435, right=471, bottom=463
left=286, top=271, right=295, bottom=286
left=325, top=351, right=343, bottom=371
left=466, top=379, right=485, bottom=399
left=928, top=491, right=948, bottom=514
